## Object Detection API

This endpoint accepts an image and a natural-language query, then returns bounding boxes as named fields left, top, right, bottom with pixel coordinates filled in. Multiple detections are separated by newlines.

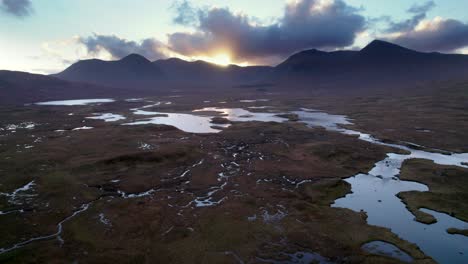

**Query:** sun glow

left=191, top=53, right=249, bottom=67
left=193, top=53, right=232, bottom=66
left=211, top=53, right=232, bottom=66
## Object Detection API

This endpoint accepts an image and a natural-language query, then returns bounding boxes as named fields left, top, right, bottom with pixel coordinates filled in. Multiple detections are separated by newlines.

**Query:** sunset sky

left=1, top=0, right=468, bottom=73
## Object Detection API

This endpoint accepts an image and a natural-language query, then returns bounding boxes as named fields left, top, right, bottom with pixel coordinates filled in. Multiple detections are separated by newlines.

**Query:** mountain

left=53, top=54, right=165, bottom=88
left=57, top=39, right=468, bottom=91
left=6, top=40, right=468, bottom=106
left=55, top=55, right=273, bottom=88
left=0, top=70, right=133, bottom=105
left=153, top=58, right=272, bottom=84
left=274, top=40, right=468, bottom=89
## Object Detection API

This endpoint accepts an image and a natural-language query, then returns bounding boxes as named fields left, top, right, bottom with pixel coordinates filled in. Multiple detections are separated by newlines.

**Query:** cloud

left=78, top=34, right=168, bottom=60
left=0, top=0, right=32, bottom=17
left=378, top=1, right=468, bottom=52
left=386, top=1, right=435, bottom=33
left=171, top=0, right=198, bottom=26
left=379, top=1, right=468, bottom=52
left=407, top=1, right=436, bottom=14
left=386, top=17, right=468, bottom=52
left=168, top=0, right=366, bottom=62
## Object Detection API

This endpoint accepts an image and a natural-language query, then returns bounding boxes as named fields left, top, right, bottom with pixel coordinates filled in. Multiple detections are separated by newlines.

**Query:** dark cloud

left=381, top=1, right=468, bottom=52
left=408, top=1, right=436, bottom=14
left=168, top=0, right=366, bottom=61
left=79, top=34, right=167, bottom=60
left=386, top=1, right=435, bottom=33
left=1, top=0, right=32, bottom=17
left=171, top=0, right=198, bottom=26
left=386, top=18, right=468, bottom=52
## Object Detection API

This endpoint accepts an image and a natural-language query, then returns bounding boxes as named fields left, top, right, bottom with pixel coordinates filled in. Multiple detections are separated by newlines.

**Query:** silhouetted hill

left=53, top=54, right=165, bottom=87
left=55, top=55, right=273, bottom=88
left=271, top=40, right=468, bottom=89
left=56, top=40, right=468, bottom=91
left=5, top=40, right=468, bottom=102
left=153, top=58, right=230, bottom=82
left=152, top=58, right=272, bottom=84
left=359, top=40, right=419, bottom=57
left=274, top=40, right=468, bottom=89
left=0, top=70, right=128, bottom=105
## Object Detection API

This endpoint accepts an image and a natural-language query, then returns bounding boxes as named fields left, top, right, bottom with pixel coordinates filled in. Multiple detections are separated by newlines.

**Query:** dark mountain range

left=0, top=70, right=132, bottom=105
left=54, top=55, right=273, bottom=88
left=52, top=54, right=165, bottom=88
left=53, top=40, right=468, bottom=90
left=273, top=40, right=468, bottom=89
left=153, top=58, right=273, bottom=84
left=3, top=40, right=468, bottom=105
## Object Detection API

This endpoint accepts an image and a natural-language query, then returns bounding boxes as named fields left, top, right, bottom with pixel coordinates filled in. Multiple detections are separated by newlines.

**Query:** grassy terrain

left=398, top=159, right=468, bottom=225
left=282, top=81, right=468, bottom=153
left=447, top=228, right=468, bottom=236
left=0, top=98, right=437, bottom=263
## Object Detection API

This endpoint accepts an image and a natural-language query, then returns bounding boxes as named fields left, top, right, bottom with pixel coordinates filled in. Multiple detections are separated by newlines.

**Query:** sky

left=1, top=0, right=468, bottom=74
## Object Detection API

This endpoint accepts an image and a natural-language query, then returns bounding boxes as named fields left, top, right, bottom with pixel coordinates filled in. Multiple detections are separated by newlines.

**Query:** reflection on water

left=71, top=126, right=93, bottom=131
left=293, top=110, right=352, bottom=131
left=35, top=99, right=115, bottom=106
left=362, top=241, right=413, bottom=263
left=124, top=107, right=288, bottom=133
left=297, top=115, right=468, bottom=263
left=288, top=110, right=468, bottom=263
left=124, top=113, right=227, bottom=133
left=86, top=113, right=126, bottom=122
left=239, top=99, right=270, bottom=103
left=194, top=107, right=286, bottom=123
left=314, top=120, right=468, bottom=263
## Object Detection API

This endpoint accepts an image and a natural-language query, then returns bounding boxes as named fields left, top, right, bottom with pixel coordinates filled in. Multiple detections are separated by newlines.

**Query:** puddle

left=2, top=122, right=37, bottom=132
left=98, top=213, right=112, bottom=227
left=71, top=126, right=93, bottom=131
left=138, top=142, right=153, bottom=150
left=35, top=99, right=115, bottom=106
left=362, top=241, right=413, bottom=263
left=0, top=180, right=36, bottom=205
left=117, top=189, right=156, bottom=199
left=125, top=98, right=144, bottom=102
left=86, top=113, right=126, bottom=122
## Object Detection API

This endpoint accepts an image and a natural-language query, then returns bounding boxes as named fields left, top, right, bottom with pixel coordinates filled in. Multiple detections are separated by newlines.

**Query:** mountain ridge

left=273, top=39, right=468, bottom=88
left=4, top=39, right=467, bottom=99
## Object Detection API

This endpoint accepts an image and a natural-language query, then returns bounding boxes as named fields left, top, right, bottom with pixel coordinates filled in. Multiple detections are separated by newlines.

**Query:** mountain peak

left=120, top=54, right=151, bottom=64
left=361, top=40, right=418, bottom=56
left=295, top=49, right=326, bottom=56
